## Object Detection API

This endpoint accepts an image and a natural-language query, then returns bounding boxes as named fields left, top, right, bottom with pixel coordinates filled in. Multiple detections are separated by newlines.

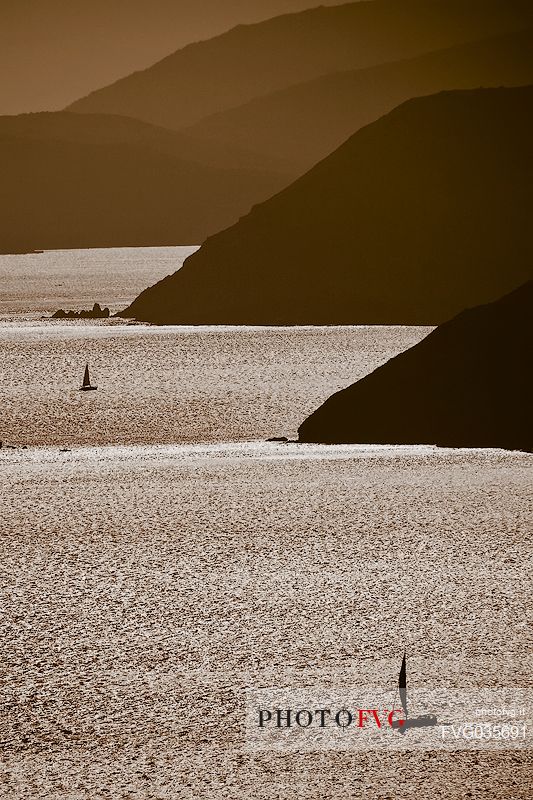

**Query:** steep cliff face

left=298, top=282, right=533, bottom=452
left=122, top=87, right=533, bottom=325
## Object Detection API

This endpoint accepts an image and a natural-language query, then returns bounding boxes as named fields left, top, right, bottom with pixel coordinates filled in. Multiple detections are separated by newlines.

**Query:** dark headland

left=121, top=86, right=533, bottom=325
left=298, top=282, right=533, bottom=452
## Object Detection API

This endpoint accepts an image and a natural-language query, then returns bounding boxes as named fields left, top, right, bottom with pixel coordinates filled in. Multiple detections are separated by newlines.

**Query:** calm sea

left=1, top=247, right=531, bottom=798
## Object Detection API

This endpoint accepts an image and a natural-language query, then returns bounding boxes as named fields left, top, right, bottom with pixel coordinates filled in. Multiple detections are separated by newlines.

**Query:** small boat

left=399, top=650, right=407, bottom=718
left=391, top=651, right=438, bottom=731
left=79, top=363, right=97, bottom=391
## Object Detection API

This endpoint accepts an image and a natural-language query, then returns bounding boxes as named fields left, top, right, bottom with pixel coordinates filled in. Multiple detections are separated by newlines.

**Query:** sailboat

left=399, top=651, right=408, bottom=719
left=79, top=363, right=97, bottom=391
left=392, top=651, right=438, bottom=731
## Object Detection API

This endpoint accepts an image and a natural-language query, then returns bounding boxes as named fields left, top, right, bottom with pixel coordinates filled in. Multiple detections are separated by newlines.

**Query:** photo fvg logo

left=258, top=707, right=406, bottom=730
left=246, top=687, right=533, bottom=752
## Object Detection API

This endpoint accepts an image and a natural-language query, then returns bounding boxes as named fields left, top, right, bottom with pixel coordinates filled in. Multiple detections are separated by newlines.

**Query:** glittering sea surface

left=1, top=249, right=532, bottom=798
left=0, top=245, right=198, bottom=318
left=0, top=320, right=429, bottom=447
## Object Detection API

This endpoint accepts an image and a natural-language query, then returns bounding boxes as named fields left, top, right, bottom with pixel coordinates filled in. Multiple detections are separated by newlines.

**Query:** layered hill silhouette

left=67, top=1, right=533, bottom=131
left=0, top=0, right=343, bottom=115
left=122, top=87, right=533, bottom=325
left=185, top=28, right=533, bottom=173
left=0, top=111, right=286, bottom=172
left=0, top=113, right=288, bottom=253
left=298, top=282, right=533, bottom=451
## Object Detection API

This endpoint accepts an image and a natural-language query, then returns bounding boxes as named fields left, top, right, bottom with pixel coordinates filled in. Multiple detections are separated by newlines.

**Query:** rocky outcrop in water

left=52, top=303, right=110, bottom=319
left=298, top=282, right=533, bottom=452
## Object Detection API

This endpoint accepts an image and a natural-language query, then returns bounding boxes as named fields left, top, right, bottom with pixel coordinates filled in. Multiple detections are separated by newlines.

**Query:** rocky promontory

left=122, top=87, right=533, bottom=325
left=298, top=282, right=533, bottom=452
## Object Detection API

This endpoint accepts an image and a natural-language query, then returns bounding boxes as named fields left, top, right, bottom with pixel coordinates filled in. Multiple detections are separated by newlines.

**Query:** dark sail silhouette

left=80, top=363, right=97, bottom=392
left=399, top=652, right=407, bottom=718
left=392, top=651, right=438, bottom=732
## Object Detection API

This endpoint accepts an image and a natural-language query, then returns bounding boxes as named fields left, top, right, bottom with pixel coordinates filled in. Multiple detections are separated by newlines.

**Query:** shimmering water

left=0, top=245, right=198, bottom=318
left=2, top=443, right=532, bottom=797
left=1, top=248, right=532, bottom=798
left=0, top=321, right=428, bottom=446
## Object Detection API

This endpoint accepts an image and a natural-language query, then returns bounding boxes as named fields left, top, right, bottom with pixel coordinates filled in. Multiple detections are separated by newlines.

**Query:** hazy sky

left=0, top=0, right=346, bottom=115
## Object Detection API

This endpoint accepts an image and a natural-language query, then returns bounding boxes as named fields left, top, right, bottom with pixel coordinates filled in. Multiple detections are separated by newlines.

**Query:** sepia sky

left=0, top=0, right=345, bottom=115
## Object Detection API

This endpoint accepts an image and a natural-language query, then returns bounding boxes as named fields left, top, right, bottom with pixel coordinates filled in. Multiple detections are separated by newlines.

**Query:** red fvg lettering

left=258, top=708, right=406, bottom=728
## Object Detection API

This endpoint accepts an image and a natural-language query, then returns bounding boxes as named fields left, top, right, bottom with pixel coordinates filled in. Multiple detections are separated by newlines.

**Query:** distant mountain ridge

left=0, top=113, right=287, bottom=254
left=298, top=282, right=533, bottom=452
left=121, top=87, right=533, bottom=325
left=0, top=111, right=285, bottom=173
left=0, top=0, right=346, bottom=115
left=67, top=0, right=533, bottom=130
left=184, top=28, right=533, bottom=173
